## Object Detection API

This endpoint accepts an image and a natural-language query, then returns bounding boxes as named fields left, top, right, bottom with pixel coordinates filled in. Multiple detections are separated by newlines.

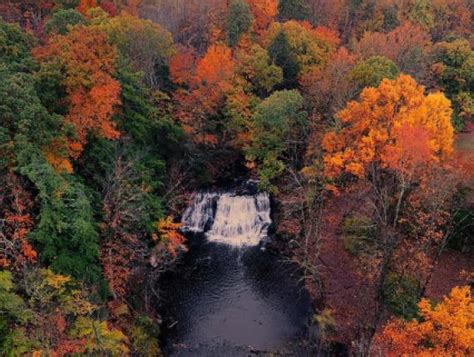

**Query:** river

left=160, top=185, right=314, bottom=356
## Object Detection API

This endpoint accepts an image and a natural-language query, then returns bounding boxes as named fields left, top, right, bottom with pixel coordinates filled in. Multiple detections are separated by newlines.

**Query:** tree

left=431, top=39, right=474, bottom=129
left=374, top=286, right=474, bottom=356
left=0, top=19, right=36, bottom=72
left=323, top=74, right=457, bottom=353
left=0, top=174, right=37, bottom=270
left=323, top=74, right=453, bottom=185
left=226, top=0, right=253, bottom=47
left=300, top=47, right=357, bottom=122
left=34, top=25, right=121, bottom=159
left=100, top=145, right=162, bottom=298
left=408, top=0, right=434, bottom=30
left=246, top=0, right=278, bottom=34
left=170, top=44, right=235, bottom=144
left=431, top=0, right=472, bottom=42
left=0, top=267, right=127, bottom=355
left=278, top=0, right=310, bottom=21
left=44, top=8, right=85, bottom=35
left=101, top=13, right=175, bottom=88
left=235, top=44, right=283, bottom=96
left=77, top=0, right=97, bottom=15
left=306, top=0, right=344, bottom=28
left=355, top=21, right=432, bottom=82
left=268, top=29, right=300, bottom=87
left=267, top=21, right=340, bottom=80
left=349, top=55, right=400, bottom=91
left=382, top=4, right=400, bottom=32
left=246, top=89, right=307, bottom=191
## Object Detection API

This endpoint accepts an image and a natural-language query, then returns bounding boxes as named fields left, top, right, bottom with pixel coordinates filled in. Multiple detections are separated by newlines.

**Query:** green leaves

left=18, top=149, right=101, bottom=282
left=350, top=56, right=400, bottom=90
left=227, top=0, right=254, bottom=47
left=278, top=0, right=310, bottom=22
left=0, top=20, right=36, bottom=72
left=432, top=39, right=474, bottom=129
left=268, top=30, right=299, bottom=88
left=45, top=9, right=86, bottom=35
left=246, top=89, right=307, bottom=191
left=70, top=316, right=129, bottom=356
left=0, top=271, right=32, bottom=324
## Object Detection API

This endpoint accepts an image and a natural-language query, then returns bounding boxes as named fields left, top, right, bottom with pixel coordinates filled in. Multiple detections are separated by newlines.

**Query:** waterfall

left=181, top=191, right=271, bottom=247
left=181, top=192, right=218, bottom=233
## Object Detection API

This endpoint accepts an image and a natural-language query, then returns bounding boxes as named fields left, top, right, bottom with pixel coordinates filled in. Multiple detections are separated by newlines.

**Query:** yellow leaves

left=71, top=317, right=129, bottom=356
left=323, top=74, right=455, bottom=179
left=156, top=216, right=186, bottom=257
left=375, top=286, right=474, bottom=356
left=43, top=270, right=71, bottom=289
left=265, top=21, right=339, bottom=73
left=44, top=150, right=73, bottom=174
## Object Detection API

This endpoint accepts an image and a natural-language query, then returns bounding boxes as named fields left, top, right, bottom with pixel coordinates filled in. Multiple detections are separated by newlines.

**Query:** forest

left=0, top=0, right=473, bottom=355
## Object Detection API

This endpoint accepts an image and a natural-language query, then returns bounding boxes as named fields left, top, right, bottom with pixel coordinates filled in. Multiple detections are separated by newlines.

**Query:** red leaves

left=101, top=235, right=138, bottom=298
left=169, top=47, right=196, bottom=85
left=0, top=173, right=36, bottom=270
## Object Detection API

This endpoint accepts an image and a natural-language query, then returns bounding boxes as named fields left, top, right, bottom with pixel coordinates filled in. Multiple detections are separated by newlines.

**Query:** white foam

left=181, top=192, right=271, bottom=247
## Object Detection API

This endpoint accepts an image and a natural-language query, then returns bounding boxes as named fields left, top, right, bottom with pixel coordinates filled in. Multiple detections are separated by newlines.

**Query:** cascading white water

left=181, top=191, right=271, bottom=247
left=181, top=192, right=218, bottom=233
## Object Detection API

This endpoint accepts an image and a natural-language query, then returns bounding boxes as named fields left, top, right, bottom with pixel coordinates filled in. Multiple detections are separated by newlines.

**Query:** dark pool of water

left=159, top=235, right=314, bottom=356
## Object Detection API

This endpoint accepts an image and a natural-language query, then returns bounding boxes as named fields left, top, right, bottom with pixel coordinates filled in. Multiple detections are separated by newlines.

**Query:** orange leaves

left=323, top=75, right=454, bottom=180
left=101, top=234, right=138, bottom=298
left=77, top=0, right=97, bottom=15
left=312, top=26, right=340, bottom=49
left=169, top=47, right=196, bottom=85
left=156, top=216, right=186, bottom=258
left=247, top=0, right=278, bottom=34
left=196, top=44, right=234, bottom=86
left=170, top=44, right=236, bottom=144
left=374, top=286, right=474, bottom=356
left=67, top=81, right=121, bottom=155
left=43, top=137, right=73, bottom=174
left=34, top=26, right=121, bottom=160
left=382, top=124, right=433, bottom=175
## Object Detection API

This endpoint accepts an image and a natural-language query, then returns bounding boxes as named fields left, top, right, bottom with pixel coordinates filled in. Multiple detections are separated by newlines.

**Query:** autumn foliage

left=170, top=44, right=235, bottom=143
left=34, top=25, right=121, bottom=160
left=247, top=0, right=278, bottom=34
left=323, top=74, right=454, bottom=179
left=77, top=0, right=97, bottom=15
left=0, top=174, right=37, bottom=269
left=374, top=286, right=474, bottom=356
left=1, top=1, right=473, bottom=355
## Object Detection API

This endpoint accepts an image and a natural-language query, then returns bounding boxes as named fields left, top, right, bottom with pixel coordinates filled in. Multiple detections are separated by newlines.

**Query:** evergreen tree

left=268, top=30, right=299, bottom=88
left=226, top=0, right=253, bottom=47
left=278, top=0, right=310, bottom=21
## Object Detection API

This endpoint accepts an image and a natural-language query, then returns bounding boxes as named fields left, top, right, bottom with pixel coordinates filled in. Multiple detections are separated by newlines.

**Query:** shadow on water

left=159, top=234, right=315, bottom=356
